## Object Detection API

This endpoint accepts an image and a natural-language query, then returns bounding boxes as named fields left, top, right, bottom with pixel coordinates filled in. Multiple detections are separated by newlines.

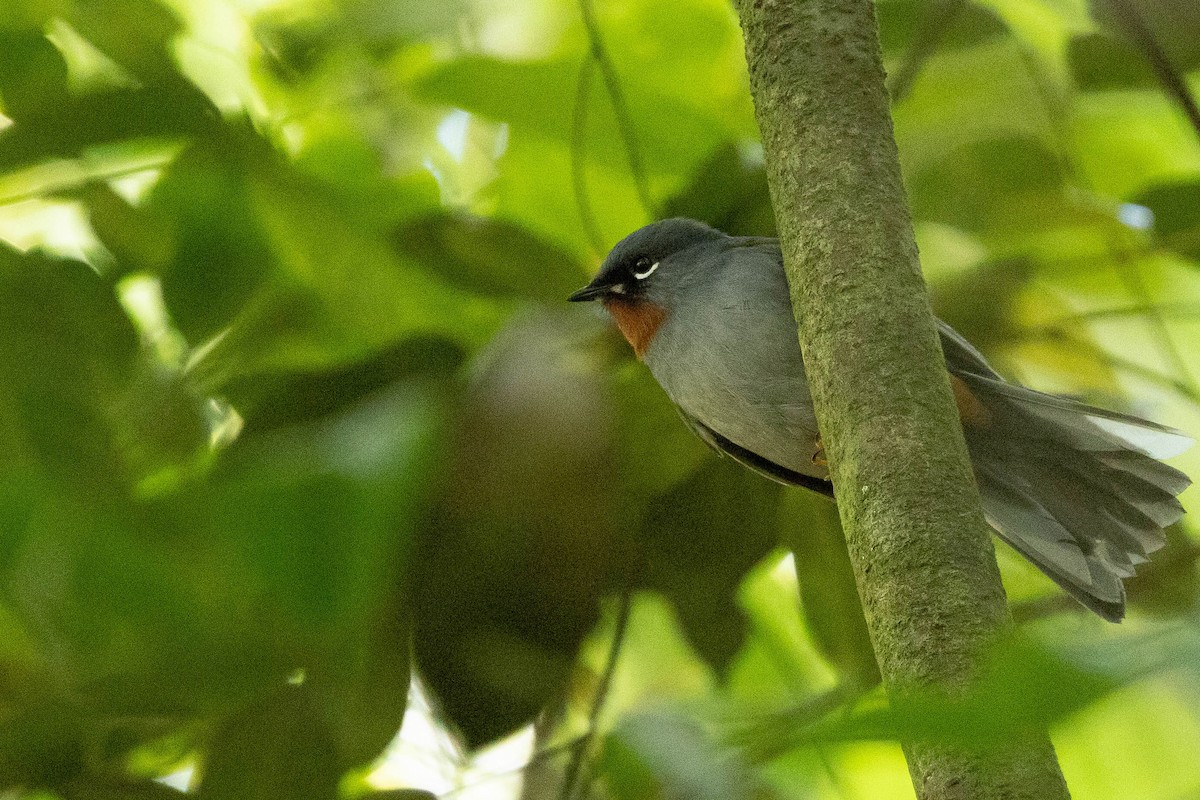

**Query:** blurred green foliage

left=1, top=0, right=1199, bottom=798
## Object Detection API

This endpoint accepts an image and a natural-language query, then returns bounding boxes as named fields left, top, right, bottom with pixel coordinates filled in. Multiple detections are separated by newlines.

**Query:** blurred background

left=1, top=0, right=1199, bottom=797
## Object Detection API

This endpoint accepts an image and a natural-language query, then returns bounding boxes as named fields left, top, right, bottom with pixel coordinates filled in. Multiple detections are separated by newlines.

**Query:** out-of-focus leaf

left=0, top=85, right=216, bottom=173
left=929, top=253, right=1031, bottom=361
left=146, top=132, right=496, bottom=386
left=0, top=31, right=69, bottom=120
left=1092, top=0, right=1200, bottom=75
left=0, top=246, right=138, bottom=497
left=61, top=778, right=187, bottom=799
left=395, top=212, right=585, bottom=303
left=291, top=137, right=440, bottom=227
left=255, top=0, right=467, bottom=83
left=79, top=184, right=174, bottom=280
left=891, top=39, right=1058, bottom=178
left=1072, top=89, right=1200, bottom=199
left=780, top=634, right=1118, bottom=752
left=660, top=142, right=775, bottom=237
left=413, top=312, right=621, bottom=746
left=62, top=0, right=184, bottom=86
left=198, top=686, right=341, bottom=800
left=224, top=335, right=465, bottom=435
left=1068, top=32, right=1157, bottom=90
left=907, top=137, right=1092, bottom=245
left=144, top=132, right=278, bottom=343
left=1126, top=523, right=1200, bottom=616
left=877, top=0, right=1009, bottom=60
left=603, top=708, right=762, bottom=800
left=414, top=56, right=727, bottom=178
left=608, top=354, right=710, bottom=503
left=640, top=459, right=781, bottom=673
left=1132, top=180, right=1200, bottom=261
left=0, top=696, right=85, bottom=789
left=780, top=492, right=879, bottom=689
left=308, top=606, right=411, bottom=772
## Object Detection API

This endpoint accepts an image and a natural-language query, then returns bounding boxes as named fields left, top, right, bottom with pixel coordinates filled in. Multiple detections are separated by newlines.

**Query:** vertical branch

left=730, top=0, right=1071, bottom=798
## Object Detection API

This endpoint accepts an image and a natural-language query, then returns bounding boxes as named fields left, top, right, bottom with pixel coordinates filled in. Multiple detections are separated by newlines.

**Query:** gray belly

left=645, top=315, right=826, bottom=480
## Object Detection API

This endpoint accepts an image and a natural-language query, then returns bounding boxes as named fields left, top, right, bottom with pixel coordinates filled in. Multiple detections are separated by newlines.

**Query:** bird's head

left=568, top=218, right=725, bottom=357
left=567, top=218, right=724, bottom=306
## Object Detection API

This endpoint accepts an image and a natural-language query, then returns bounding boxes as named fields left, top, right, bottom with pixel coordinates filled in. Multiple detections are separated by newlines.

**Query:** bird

left=568, top=217, right=1193, bottom=621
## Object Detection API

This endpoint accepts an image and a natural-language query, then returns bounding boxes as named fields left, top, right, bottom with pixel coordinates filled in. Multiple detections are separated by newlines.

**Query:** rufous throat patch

left=603, top=298, right=668, bottom=359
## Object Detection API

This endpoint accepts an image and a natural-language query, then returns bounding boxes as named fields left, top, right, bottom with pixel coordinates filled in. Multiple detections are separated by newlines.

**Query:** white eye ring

left=633, top=260, right=659, bottom=280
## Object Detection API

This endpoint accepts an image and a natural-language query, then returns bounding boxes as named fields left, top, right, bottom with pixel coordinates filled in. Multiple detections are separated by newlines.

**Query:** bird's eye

left=632, top=256, right=659, bottom=280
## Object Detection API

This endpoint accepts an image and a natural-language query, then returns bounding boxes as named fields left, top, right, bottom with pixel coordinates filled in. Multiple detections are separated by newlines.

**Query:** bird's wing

left=677, top=406, right=835, bottom=497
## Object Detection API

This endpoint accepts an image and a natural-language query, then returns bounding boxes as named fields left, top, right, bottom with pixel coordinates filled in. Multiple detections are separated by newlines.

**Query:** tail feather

left=977, top=461, right=1127, bottom=620
left=1101, top=450, right=1192, bottom=498
left=970, top=376, right=1193, bottom=459
left=958, top=373, right=1192, bottom=621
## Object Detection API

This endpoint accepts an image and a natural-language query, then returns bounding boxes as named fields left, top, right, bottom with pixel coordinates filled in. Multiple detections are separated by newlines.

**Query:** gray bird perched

left=568, top=217, right=1193, bottom=621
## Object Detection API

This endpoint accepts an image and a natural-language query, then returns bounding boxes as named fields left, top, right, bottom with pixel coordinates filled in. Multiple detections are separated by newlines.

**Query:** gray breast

left=644, top=245, right=825, bottom=478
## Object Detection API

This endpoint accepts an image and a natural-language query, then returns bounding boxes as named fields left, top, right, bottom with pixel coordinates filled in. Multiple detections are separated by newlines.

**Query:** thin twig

left=727, top=684, right=857, bottom=764
left=1108, top=242, right=1200, bottom=396
left=571, top=55, right=609, bottom=257
left=438, top=735, right=590, bottom=799
left=1048, top=303, right=1200, bottom=325
left=1102, top=0, right=1200, bottom=144
left=560, top=587, right=635, bottom=800
left=577, top=0, right=655, bottom=219
left=1017, top=326, right=1200, bottom=403
left=1013, top=43, right=1200, bottom=403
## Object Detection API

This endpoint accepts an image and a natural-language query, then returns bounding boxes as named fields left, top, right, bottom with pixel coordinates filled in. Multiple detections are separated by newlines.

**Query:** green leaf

left=0, top=85, right=215, bottom=174
left=144, top=131, right=497, bottom=386
left=782, top=634, right=1119, bottom=752
left=639, top=459, right=782, bottom=673
left=0, top=31, right=70, bottom=120
left=780, top=492, right=879, bottom=689
left=891, top=39, right=1059, bottom=179
left=415, top=56, right=725, bottom=179
left=143, top=133, right=278, bottom=343
left=660, top=142, right=775, bottom=237
left=198, top=686, right=341, bottom=800
left=0, top=697, right=85, bottom=789
left=412, top=312, right=622, bottom=746
left=1071, top=89, right=1200, bottom=199
left=61, top=779, right=187, bottom=799
left=877, top=0, right=1009, bottom=60
left=603, top=709, right=761, bottom=800
left=1131, top=179, right=1200, bottom=261
left=223, top=335, right=465, bottom=436
left=907, top=136, right=1086, bottom=246
left=395, top=212, right=586, bottom=303
left=0, top=246, right=139, bottom=497
left=61, top=0, right=185, bottom=85
left=1068, top=32, right=1157, bottom=90
left=1091, top=0, right=1200, bottom=74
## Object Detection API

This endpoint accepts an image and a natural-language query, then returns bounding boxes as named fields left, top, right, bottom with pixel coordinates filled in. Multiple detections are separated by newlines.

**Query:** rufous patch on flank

left=603, top=297, right=668, bottom=359
left=951, top=374, right=993, bottom=428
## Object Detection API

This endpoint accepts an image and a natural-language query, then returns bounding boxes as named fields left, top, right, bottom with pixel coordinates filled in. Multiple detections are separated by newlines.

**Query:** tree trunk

left=731, top=1, right=1072, bottom=798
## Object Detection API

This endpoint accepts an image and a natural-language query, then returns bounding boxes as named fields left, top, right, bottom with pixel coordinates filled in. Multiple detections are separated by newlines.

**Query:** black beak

left=567, top=280, right=615, bottom=302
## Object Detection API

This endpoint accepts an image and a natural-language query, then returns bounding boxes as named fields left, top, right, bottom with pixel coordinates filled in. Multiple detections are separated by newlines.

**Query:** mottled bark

left=731, top=0, right=1071, bottom=797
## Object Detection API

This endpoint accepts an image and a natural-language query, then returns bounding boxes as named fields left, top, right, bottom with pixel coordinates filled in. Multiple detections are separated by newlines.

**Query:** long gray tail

left=958, top=372, right=1192, bottom=621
